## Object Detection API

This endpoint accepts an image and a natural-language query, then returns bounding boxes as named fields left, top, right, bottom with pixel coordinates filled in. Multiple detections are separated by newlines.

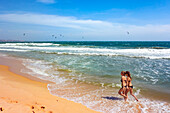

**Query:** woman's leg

left=124, top=88, right=129, bottom=102
left=118, top=87, right=127, bottom=97
left=130, top=89, right=138, bottom=101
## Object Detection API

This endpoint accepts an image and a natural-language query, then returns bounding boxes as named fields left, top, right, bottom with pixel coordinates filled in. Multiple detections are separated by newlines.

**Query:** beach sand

left=0, top=64, right=99, bottom=113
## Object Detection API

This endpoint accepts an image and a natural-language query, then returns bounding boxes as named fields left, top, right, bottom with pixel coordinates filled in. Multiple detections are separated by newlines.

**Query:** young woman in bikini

left=125, top=71, right=138, bottom=101
left=118, top=71, right=127, bottom=99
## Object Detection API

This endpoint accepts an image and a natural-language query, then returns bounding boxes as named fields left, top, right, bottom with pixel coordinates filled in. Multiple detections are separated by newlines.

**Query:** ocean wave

left=0, top=43, right=60, bottom=46
left=0, top=44, right=170, bottom=59
left=0, top=48, right=30, bottom=52
left=39, top=51, right=170, bottom=59
left=21, top=58, right=68, bottom=83
left=136, top=46, right=168, bottom=49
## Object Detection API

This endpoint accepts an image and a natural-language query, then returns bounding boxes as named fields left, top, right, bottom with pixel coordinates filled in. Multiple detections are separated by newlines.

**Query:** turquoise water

left=0, top=41, right=170, bottom=112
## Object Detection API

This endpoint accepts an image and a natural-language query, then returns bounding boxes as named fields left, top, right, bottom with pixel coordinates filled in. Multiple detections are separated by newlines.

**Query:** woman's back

left=125, top=71, right=138, bottom=101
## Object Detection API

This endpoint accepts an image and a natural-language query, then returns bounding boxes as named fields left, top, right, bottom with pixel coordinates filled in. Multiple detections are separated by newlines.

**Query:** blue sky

left=0, top=0, right=170, bottom=41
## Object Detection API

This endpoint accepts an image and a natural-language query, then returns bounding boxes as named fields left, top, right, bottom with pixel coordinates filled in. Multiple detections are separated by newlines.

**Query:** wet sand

left=0, top=64, right=99, bottom=113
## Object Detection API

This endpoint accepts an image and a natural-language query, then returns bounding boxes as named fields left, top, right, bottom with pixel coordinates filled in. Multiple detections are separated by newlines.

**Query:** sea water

left=0, top=41, right=170, bottom=112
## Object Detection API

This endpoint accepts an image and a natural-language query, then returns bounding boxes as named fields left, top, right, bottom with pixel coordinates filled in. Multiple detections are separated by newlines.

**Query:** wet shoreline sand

left=0, top=61, right=99, bottom=113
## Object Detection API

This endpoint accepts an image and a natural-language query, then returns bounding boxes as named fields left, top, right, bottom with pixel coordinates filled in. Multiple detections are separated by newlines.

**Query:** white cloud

left=0, top=13, right=113, bottom=30
left=37, top=0, right=55, bottom=4
left=0, top=13, right=170, bottom=40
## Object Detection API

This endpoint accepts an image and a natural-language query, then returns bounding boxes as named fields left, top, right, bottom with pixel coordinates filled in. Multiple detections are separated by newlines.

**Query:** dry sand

left=0, top=65, right=100, bottom=113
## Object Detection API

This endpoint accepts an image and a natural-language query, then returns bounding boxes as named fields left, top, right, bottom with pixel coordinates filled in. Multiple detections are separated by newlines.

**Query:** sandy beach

left=0, top=64, right=99, bottom=113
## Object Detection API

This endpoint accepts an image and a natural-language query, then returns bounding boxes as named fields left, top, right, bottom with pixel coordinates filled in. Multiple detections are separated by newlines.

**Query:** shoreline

left=0, top=63, right=99, bottom=112
left=0, top=54, right=53, bottom=84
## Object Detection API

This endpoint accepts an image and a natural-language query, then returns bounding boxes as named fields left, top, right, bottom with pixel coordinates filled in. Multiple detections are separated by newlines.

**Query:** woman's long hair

left=126, top=71, right=132, bottom=79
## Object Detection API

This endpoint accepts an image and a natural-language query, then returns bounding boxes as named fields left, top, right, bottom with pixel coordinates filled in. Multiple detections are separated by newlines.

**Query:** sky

left=0, top=0, right=170, bottom=41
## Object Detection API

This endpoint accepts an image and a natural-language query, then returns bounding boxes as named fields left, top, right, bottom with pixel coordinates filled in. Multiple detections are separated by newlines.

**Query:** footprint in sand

left=41, top=106, right=45, bottom=109
left=31, top=106, right=34, bottom=109
left=10, top=100, right=18, bottom=103
left=0, top=107, right=3, bottom=111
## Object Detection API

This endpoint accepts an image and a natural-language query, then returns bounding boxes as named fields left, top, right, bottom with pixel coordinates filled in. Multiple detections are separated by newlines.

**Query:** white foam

left=0, top=53, right=8, bottom=57
left=0, top=43, right=60, bottom=46
left=47, top=81, right=170, bottom=113
left=1, top=44, right=169, bottom=59
left=115, top=84, right=121, bottom=88
left=22, top=60, right=51, bottom=76
left=0, top=48, right=29, bottom=52
left=138, top=98, right=170, bottom=113
left=134, top=89, right=140, bottom=96
left=21, top=58, right=68, bottom=84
